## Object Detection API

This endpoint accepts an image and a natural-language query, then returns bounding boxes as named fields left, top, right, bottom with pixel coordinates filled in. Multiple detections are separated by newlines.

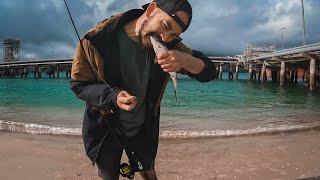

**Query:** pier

left=209, top=56, right=242, bottom=80
left=1, top=42, right=320, bottom=91
left=246, top=43, right=320, bottom=90
left=210, top=42, right=320, bottom=90
left=0, top=59, right=72, bottom=78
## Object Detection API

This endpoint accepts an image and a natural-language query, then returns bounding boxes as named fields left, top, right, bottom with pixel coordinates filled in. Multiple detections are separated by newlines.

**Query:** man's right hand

left=117, top=91, right=137, bottom=111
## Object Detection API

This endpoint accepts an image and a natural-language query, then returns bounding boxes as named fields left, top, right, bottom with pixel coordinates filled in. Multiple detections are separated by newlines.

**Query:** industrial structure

left=243, top=43, right=275, bottom=60
left=2, top=38, right=20, bottom=62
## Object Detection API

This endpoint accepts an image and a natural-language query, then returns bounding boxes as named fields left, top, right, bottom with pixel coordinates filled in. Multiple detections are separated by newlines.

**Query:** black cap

left=142, top=0, right=192, bottom=32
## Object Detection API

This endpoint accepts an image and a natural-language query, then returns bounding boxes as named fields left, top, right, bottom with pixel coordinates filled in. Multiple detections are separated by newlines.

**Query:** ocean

left=0, top=72, right=320, bottom=138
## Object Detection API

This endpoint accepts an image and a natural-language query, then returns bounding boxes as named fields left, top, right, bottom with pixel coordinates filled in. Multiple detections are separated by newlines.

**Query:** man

left=70, top=0, right=216, bottom=179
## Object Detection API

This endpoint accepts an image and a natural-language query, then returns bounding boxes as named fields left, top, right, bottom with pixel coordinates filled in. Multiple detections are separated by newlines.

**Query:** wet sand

left=0, top=131, right=319, bottom=180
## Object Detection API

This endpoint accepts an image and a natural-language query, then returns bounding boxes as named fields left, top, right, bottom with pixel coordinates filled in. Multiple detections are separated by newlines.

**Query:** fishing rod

left=62, top=0, right=111, bottom=88
left=62, top=0, right=124, bottom=149
left=62, top=0, right=143, bottom=178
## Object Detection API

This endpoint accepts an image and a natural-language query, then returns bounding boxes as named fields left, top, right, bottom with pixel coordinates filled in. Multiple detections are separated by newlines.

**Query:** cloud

left=245, top=0, right=320, bottom=50
left=250, top=1, right=303, bottom=41
left=1, top=0, right=319, bottom=60
left=80, top=0, right=149, bottom=25
left=0, top=0, right=78, bottom=60
left=184, top=0, right=320, bottom=55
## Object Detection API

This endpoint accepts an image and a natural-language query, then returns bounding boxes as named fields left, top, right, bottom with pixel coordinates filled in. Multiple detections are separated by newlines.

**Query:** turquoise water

left=0, top=73, right=320, bottom=137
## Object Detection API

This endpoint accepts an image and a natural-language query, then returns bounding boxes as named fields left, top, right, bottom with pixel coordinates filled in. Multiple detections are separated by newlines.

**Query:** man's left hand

left=157, top=50, right=190, bottom=72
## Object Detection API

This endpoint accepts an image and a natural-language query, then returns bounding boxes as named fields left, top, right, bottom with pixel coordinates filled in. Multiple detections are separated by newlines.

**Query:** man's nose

left=160, top=32, right=172, bottom=43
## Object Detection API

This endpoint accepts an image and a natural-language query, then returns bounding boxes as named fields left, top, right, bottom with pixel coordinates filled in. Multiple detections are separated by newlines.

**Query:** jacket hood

left=84, top=9, right=145, bottom=41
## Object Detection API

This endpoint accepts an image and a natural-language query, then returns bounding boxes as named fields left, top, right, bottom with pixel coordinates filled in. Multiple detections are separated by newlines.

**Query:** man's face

left=139, top=8, right=190, bottom=47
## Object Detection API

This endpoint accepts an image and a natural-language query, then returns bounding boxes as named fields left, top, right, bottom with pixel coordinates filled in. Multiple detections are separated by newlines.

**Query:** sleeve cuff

left=109, top=88, right=122, bottom=110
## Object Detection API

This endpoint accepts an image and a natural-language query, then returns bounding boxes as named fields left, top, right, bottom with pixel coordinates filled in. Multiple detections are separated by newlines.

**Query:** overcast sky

left=1, top=0, right=320, bottom=61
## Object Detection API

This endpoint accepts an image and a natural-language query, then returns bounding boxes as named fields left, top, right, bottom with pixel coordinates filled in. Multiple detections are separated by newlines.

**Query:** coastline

left=0, top=130, right=319, bottom=180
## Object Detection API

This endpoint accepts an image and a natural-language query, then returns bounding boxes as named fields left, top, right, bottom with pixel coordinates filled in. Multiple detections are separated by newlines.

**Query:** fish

left=150, top=36, right=178, bottom=102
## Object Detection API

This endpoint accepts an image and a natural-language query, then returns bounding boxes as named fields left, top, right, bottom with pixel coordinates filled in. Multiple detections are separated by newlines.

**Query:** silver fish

left=150, top=36, right=178, bottom=102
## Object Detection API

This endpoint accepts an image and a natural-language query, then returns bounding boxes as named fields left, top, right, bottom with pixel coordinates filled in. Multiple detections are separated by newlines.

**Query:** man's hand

left=117, top=91, right=137, bottom=111
left=157, top=50, right=190, bottom=72
left=157, top=50, right=205, bottom=74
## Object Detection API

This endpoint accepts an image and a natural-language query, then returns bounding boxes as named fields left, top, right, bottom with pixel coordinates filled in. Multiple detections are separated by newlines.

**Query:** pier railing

left=247, top=42, right=320, bottom=62
left=0, top=58, right=72, bottom=68
left=0, top=58, right=73, bottom=78
left=1, top=44, right=319, bottom=90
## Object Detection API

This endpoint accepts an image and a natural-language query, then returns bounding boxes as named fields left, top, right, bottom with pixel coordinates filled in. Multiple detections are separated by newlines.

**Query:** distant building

left=243, top=43, right=275, bottom=60
left=3, top=38, right=20, bottom=62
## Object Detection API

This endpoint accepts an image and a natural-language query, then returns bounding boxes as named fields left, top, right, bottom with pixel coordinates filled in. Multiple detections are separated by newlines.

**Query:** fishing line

left=63, top=0, right=114, bottom=92
left=62, top=0, right=124, bottom=150
left=63, top=2, right=145, bottom=178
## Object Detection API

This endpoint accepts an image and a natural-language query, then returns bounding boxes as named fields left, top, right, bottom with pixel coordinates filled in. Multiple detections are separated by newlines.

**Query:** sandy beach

left=0, top=130, right=319, bottom=180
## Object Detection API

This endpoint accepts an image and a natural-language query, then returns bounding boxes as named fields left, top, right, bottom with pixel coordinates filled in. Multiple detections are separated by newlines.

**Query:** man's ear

left=146, top=2, right=158, bottom=18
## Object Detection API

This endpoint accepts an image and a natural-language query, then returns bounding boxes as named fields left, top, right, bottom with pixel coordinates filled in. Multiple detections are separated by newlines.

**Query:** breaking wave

left=0, top=120, right=319, bottom=138
left=0, top=120, right=81, bottom=135
left=160, top=125, right=320, bottom=138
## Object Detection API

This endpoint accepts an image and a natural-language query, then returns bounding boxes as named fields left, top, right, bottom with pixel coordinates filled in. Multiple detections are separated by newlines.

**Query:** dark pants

left=96, top=129, right=155, bottom=180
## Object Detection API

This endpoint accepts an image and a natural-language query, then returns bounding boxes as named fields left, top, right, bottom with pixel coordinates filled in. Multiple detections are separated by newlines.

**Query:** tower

left=3, top=38, right=20, bottom=62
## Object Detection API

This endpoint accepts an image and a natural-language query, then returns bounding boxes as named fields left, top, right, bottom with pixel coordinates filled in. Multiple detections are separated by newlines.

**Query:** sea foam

left=0, top=120, right=319, bottom=138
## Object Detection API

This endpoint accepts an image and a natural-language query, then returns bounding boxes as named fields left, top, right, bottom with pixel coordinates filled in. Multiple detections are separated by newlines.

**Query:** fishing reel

left=120, top=163, right=135, bottom=179
left=120, top=152, right=143, bottom=179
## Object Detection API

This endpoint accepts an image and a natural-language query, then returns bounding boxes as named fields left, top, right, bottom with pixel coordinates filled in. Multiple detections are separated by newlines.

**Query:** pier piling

left=290, top=68, right=294, bottom=83
left=38, top=67, right=41, bottom=78
left=252, top=69, right=257, bottom=79
left=310, top=59, right=316, bottom=90
left=24, top=68, right=28, bottom=78
left=236, top=63, right=239, bottom=80
left=215, top=66, right=219, bottom=77
left=219, top=64, right=223, bottom=79
left=271, top=67, right=278, bottom=82
left=294, top=68, right=298, bottom=83
left=56, top=65, right=59, bottom=78
left=249, top=64, right=253, bottom=80
left=261, top=62, right=266, bottom=82
left=228, top=64, right=234, bottom=79
left=65, top=66, right=71, bottom=78
left=280, top=62, right=285, bottom=86
left=34, top=67, right=37, bottom=78
left=11, top=68, right=15, bottom=78
left=48, top=67, right=55, bottom=78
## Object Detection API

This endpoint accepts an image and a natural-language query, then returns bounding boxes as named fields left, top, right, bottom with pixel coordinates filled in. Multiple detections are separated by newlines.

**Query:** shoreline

left=0, top=130, right=319, bottom=179
left=1, top=119, right=320, bottom=139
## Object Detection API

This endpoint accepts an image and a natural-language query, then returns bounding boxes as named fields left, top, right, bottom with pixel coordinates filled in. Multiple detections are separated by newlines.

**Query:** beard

left=138, top=19, right=148, bottom=46
left=138, top=14, right=159, bottom=47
